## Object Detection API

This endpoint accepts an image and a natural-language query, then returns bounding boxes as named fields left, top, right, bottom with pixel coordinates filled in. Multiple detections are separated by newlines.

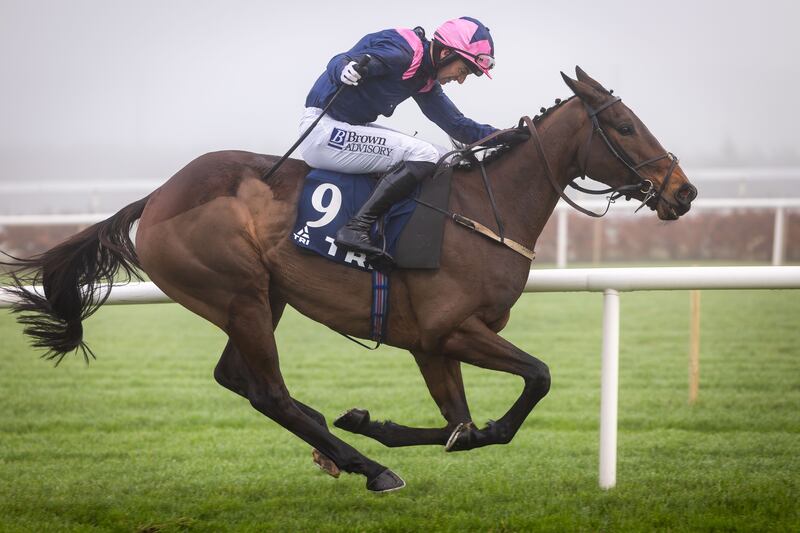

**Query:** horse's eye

left=618, top=125, right=634, bottom=136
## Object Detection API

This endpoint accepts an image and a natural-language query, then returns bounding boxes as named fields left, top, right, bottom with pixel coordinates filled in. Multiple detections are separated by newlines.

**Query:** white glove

left=340, top=61, right=362, bottom=86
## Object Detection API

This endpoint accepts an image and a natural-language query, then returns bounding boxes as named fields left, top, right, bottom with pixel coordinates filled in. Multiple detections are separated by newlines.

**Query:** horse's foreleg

left=334, top=350, right=472, bottom=447
left=226, top=291, right=404, bottom=492
left=440, top=315, right=551, bottom=452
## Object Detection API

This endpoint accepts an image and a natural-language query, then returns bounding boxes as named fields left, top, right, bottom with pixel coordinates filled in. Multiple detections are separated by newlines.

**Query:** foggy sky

left=1, top=0, right=799, bottom=183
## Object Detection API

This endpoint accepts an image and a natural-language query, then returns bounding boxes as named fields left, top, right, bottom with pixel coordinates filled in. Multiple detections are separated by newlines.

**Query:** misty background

left=1, top=0, right=799, bottom=214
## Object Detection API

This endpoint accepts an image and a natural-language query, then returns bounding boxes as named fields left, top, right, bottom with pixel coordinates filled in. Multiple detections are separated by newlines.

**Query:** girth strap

left=452, top=214, right=535, bottom=261
left=334, top=270, right=390, bottom=350
left=414, top=197, right=535, bottom=261
left=410, top=125, right=542, bottom=262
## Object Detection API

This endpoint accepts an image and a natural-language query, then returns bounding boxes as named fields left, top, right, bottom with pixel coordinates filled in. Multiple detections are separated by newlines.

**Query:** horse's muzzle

left=676, top=183, right=697, bottom=208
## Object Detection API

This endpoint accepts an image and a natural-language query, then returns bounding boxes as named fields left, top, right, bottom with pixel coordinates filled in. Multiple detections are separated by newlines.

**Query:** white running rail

left=2, top=266, right=800, bottom=490
left=3, top=197, right=798, bottom=264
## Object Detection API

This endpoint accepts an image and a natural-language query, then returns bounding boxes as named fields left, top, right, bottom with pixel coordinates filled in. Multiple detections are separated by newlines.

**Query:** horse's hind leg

left=213, top=294, right=345, bottom=478
left=214, top=295, right=329, bottom=426
left=226, top=289, right=403, bottom=492
left=334, top=350, right=473, bottom=447
left=215, top=337, right=340, bottom=476
left=214, top=340, right=328, bottom=426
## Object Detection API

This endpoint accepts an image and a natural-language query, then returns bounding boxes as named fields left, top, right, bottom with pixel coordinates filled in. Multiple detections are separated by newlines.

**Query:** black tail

left=1, top=195, right=151, bottom=364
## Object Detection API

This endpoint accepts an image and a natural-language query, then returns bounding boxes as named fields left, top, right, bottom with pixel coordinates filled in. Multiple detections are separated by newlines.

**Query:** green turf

left=1, top=289, right=798, bottom=532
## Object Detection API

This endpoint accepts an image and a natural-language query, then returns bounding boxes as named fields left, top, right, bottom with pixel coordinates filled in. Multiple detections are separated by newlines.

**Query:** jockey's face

left=436, top=51, right=471, bottom=85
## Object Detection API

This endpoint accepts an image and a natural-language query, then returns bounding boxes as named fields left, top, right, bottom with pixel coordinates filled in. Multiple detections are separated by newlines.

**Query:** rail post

left=688, top=290, right=701, bottom=405
left=556, top=208, right=568, bottom=269
left=599, top=288, right=620, bottom=490
left=592, top=219, right=603, bottom=265
left=772, top=206, right=785, bottom=266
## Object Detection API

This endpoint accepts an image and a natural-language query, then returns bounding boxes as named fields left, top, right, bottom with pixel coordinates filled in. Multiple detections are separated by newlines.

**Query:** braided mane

left=531, top=94, right=576, bottom=124
left=475, top=95, right=578, bottom=166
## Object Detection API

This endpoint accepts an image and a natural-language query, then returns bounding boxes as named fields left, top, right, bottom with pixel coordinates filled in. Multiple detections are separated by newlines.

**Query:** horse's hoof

left=334, top=408, right=370, bottom=433
left=366, top=468, right=405, bottom=493
left=445, top=421, right=476, bottom=452
left=312, top=448, right=340, bottom=478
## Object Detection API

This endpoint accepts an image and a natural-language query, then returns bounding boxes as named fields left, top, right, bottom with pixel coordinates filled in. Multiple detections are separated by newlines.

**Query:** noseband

left=578, top=97, right=679, bottom=211
left=525, top=97, right=680, bottom=217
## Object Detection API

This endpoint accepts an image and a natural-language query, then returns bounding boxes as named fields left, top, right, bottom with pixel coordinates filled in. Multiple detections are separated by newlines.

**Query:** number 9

left=306, top=183, right=342, bottom=228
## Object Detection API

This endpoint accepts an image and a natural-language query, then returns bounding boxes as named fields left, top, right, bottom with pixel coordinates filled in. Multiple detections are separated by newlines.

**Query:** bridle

left=525, top=96, right=680, bottom=218
left=411, top=96, right=683, bottom=261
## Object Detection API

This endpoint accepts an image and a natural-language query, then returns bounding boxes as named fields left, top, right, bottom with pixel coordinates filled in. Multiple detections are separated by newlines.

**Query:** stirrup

left=335, top=227, right=383, bottom=256
left=366, top=249, right=395, bottom=271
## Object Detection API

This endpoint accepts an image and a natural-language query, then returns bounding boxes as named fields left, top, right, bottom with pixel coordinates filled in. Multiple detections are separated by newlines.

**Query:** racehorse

left=4, top=68, right=696, bottom=492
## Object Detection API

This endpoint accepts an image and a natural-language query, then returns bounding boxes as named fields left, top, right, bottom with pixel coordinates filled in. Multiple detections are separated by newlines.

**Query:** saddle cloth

left=291, top=168, right=451, bottom=270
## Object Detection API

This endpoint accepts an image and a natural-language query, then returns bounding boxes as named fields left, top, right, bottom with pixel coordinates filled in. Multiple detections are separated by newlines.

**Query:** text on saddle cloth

left=291, top=169, right=418, bottom=271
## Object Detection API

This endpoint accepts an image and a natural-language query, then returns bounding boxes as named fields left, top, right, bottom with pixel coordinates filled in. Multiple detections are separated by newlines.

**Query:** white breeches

left=297, top=107, right=450, bottom=174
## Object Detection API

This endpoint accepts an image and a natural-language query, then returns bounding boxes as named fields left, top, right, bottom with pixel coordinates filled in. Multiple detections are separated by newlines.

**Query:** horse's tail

left=2, top=194, right=152, bottom=364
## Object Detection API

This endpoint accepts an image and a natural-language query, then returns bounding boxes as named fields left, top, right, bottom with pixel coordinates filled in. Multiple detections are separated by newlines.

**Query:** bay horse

left=4, top=68, right=696, bottom=492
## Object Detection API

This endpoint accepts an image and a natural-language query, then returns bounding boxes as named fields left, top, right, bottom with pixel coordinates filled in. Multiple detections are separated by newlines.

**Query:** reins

left=414, top=93, right=682, bottom=260
left=523, top=115, right=612, bottom=218
left=570, top=96, right=679, bottom=214
left=414, top=129, right=537, bottom=262
left=522, top=94, right=680, bottom=217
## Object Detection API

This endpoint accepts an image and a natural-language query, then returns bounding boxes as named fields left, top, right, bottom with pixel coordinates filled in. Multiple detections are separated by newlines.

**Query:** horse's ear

left=561, top=71, right=579, bottom=93
left=561, top=71, right=605, bottom=106
left=575, top=66, right=610, bottom=94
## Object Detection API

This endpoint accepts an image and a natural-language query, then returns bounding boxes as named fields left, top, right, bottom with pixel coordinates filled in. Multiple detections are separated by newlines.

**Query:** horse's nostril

left=676, top=184, right=697, bottom=205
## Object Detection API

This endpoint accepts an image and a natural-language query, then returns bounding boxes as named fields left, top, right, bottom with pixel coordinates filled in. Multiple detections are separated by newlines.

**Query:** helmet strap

left=431, top=41, right=460, bottom=71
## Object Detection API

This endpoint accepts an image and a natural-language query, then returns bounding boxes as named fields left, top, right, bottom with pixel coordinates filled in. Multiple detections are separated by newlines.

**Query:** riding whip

left=262, top=55, right=371, bottom=181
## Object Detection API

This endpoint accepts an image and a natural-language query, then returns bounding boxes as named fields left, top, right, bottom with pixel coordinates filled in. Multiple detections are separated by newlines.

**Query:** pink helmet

left=433, top=17, right=496, bottom=78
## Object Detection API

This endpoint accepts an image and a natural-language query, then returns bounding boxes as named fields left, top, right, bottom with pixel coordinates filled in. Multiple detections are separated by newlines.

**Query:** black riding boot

left=335, top=161, right=436, bottom=263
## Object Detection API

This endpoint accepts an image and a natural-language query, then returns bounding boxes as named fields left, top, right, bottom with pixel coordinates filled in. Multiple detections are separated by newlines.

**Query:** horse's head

left=561, top=67, right=697, bottom=220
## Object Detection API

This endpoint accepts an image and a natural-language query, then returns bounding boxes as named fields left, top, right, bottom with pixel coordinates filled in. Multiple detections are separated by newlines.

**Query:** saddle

left=291, top=167, right=452, bottom=271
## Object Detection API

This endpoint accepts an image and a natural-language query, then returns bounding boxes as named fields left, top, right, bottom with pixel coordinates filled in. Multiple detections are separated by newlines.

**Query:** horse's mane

left=466, top=95, right=578, bottom=168
left=532, top=94, right=577, bottom=124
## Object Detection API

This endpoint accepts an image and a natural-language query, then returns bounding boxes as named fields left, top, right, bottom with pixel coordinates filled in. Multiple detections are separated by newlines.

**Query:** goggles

left=453, top=48, right=495, bottom=71
left=433, top=35, right=496, bottom=75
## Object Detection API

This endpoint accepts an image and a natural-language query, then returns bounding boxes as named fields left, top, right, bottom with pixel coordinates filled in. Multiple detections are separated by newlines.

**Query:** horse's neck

left=489, top=99, right=587, bottom=249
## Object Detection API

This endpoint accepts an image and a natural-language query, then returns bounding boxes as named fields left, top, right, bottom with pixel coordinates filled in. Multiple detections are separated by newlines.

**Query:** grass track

left=1, top=290, right=798, bottom=532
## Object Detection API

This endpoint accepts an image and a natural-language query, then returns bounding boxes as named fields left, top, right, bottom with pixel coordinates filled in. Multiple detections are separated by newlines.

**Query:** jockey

left=299, top=17, right=528, bottom=262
